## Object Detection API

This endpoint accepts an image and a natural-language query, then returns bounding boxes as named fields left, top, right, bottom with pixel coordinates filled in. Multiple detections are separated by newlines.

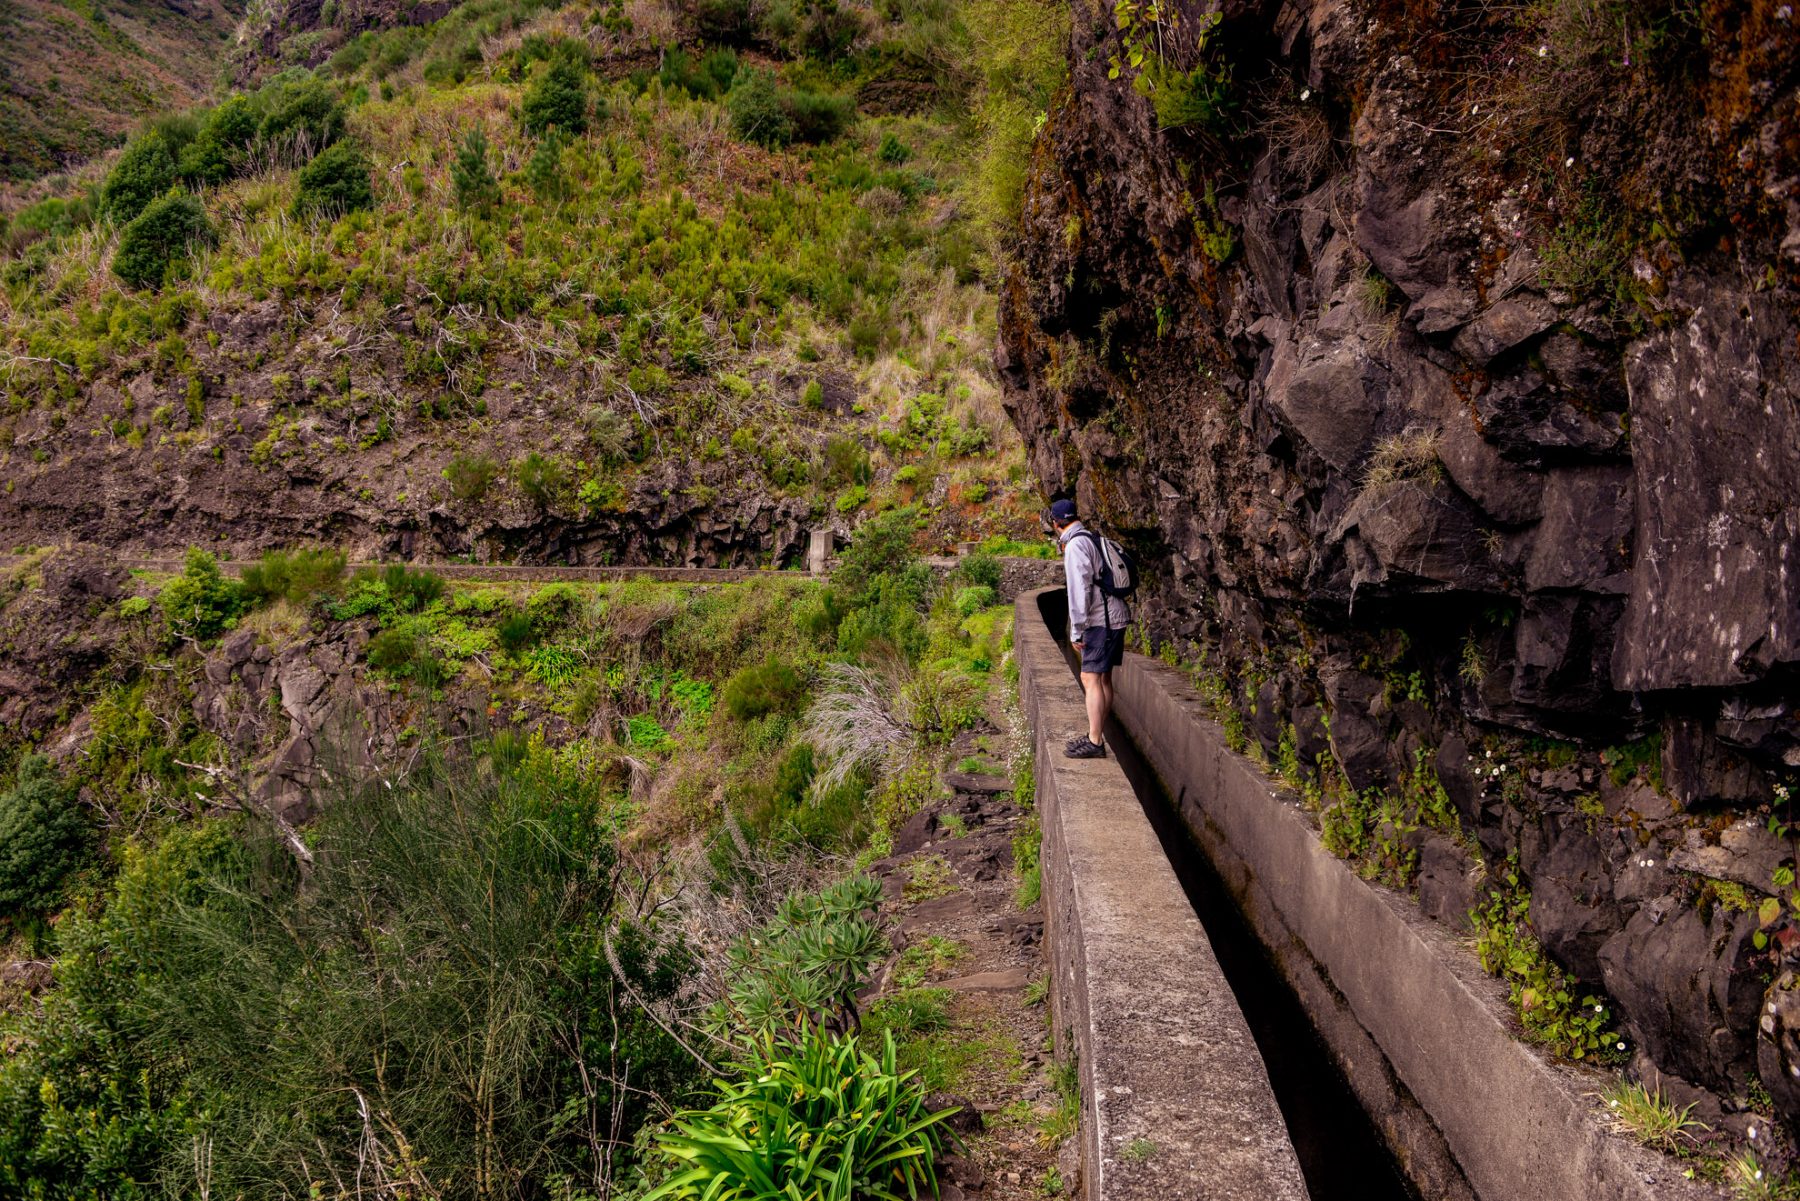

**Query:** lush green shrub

left=521, top=58, right=589, bottom=135
left=100, top=136, right=176, bottom=224
left=379, top=562, right=446, bottom=612
left=452, top=125, right=501, bottom=211
left=206, top=94, right=261, bottom=151
left=687, top=0, right=755, bottom=42
left=497, top=610, right=537, bottom=654
left=723, top=660, right=804, bottom=720
left=171, top=95, right=257, bottom=187
left=820, top=434, right=870, bottom=488
left=515, top=451, right=568, bottom=507
left=957, top=551, right=1002, bottom=592
left=365, top=629, right=446, bottom=684
left=255, top=72, right=346, bottom=155
left=783, top=86, right=855, bottom=144
left=729, top=68, right=793, bottom=147
left=239, top=548, right=347, bottom=608
left=526, top=580, right=583, bottom=628
left=646, top=1025, right=954, bottom=1201
left=443, top=451, right=500, bottom=500
left=8, top=195, right=94, bottom=244
left=835, top=577, right=929, bottom=662
left=113, top=192, right=213, bottom=289
left=291, top=140, right=374, bottom=218
left=660, top=47, right=739, bottom=100
left=799, top=0, right=863, bottom=60
left=952, top=584, right=997, bottom=617
left=708, top=876, right=885, bottom=1039
left=158, top=547, right=245, bottom=641
left=833, top=506, right=922, bottom=604
left=0, top=757, right=91, bottom=919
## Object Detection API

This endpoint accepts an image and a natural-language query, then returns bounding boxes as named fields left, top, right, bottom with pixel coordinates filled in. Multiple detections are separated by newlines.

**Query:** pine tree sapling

left=113, top=193, right=214, bottom=290
left=452, top=125, right=501, bottom=212
left=524, top=127, right=570, bottom=200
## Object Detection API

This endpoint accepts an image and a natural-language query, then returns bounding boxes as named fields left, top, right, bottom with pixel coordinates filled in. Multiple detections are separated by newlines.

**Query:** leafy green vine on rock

left=1107, top=0, right=1235, bottom=133
left=1471, top=856, right=1625, bottom=1063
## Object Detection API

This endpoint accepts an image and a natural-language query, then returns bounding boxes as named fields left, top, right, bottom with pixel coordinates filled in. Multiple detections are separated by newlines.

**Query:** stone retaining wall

left=1013, top=590, right=1308, bottom=1201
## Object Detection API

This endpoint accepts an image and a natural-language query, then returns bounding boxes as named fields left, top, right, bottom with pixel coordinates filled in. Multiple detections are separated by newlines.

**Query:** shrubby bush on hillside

left=157, top=547, right=244, bottom=641
left=521, top=57, right=589, bottom=135
left=291, top=140, right=375, bottom=218
left=99, top=136, right=176, bottom=224
left=114, top=193, right=213, bottom=290
left=452, top=125, right=501, bottom=211
left=0, top=757, right=91, bottom=919
left=239, top=547, right=347, bottom=607
left=728, top=68, right=854, bottom=148
left=723, top=660, right=805, bottom=720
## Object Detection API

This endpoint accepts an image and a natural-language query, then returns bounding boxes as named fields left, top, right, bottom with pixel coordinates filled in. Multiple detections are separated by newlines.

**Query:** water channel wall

left=1014, top=590, right=1309, bottom=1201
left=1016, top=588, right=1720, bottom=1201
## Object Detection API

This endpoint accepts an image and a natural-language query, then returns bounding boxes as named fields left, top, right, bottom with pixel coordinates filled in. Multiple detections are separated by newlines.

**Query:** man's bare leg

left=1083, top=671, right=1108, bottom=744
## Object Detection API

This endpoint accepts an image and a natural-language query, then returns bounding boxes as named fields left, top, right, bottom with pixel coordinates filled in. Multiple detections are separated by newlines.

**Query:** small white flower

left=1300, top=89, right=1311, bottom=101
left=1757, top=1170, right=1765, bottom=1181
left=1750, top=1126, right=1758, bottom=1139
left=1595, top=1004, right=1604, bottom=1013
left=1565, top=157, right=1575, bottom=168
left=1471, top=103, right=1480, bottom=114
left=1538, top=44, right=1549, bottom=57
left=1617, top=1042, right=1627, bottom=1051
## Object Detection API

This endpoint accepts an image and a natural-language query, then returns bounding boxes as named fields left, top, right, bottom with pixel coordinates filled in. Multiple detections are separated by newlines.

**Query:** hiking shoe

left=1064, top=735, right=1105, bottom=759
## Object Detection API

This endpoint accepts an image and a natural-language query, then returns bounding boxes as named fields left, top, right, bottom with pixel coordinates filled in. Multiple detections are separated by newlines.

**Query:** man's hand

left=1070, top=635, right=1083, bottom=648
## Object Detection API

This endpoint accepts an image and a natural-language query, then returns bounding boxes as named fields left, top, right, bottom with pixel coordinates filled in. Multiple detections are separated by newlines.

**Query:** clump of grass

left=1350, top=268, right=1402, bottom=349
left=903, top=854, right=956, bottom=901
left=1725, top=1149, right=1790, bottom=1201
left=1263, top=98, right=1333, bottom=181
left=1013, top=812, right=1042, bottom=907
left=1040, top=1055, right=1080, bottom=1146
left=891, top=935, right=966, bottom=988
left=1598, top=1080, right=1707, bottom=1153
left=1363, top=427, right=1443, bottom=488
left=1122, top=1137, right=1157, bottom=1163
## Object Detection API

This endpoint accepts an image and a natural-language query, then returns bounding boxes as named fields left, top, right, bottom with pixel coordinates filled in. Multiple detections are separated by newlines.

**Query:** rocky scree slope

left=998, top=0, right=1800, bottom=1150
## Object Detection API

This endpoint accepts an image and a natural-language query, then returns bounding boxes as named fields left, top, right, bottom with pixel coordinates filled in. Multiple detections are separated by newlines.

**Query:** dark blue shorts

left=1077, top=626, right=1126, bottom=674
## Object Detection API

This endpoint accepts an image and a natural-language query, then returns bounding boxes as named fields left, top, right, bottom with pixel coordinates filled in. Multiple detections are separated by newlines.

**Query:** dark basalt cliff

left=1000, top=0, right=1800, bottom=1138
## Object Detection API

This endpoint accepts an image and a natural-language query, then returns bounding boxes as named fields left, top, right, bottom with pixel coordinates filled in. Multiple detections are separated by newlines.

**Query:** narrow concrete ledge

left=1104, top=644, right=1722, bottom=1201
left=1013, top=590, right=1308, bottom=1201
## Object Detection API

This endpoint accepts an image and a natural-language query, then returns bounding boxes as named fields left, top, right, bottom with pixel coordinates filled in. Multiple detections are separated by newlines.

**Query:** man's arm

left=1064, top=538, right=1091, bottom=638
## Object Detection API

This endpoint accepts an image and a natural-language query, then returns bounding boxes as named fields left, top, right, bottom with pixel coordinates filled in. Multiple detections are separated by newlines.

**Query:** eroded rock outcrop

left=999, top=0, right=1800, bottom=1140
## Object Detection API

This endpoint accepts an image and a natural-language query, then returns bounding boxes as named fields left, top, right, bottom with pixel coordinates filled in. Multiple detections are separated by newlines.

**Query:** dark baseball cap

left=1048, top=499, right=1078, bottom=522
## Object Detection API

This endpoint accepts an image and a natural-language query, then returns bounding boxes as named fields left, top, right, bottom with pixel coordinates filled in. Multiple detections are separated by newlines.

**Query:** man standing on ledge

left=1050, top=499, right=1130, bottom=759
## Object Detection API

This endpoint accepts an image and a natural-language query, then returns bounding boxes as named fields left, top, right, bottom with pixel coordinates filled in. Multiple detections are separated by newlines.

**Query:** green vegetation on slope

left=1, top=0, right=1070, bottom=553
left=0, top=512, right=1020, bottom=1197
